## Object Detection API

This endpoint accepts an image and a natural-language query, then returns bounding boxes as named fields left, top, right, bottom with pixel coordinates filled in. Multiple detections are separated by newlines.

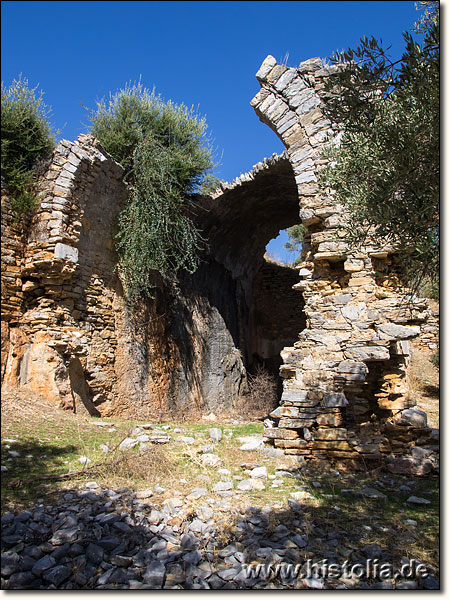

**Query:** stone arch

left=251, top=55, right=431, bottom=463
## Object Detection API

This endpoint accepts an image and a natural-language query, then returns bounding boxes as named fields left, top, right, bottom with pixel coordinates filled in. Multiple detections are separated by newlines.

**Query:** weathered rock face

left=251, top=55, right=435, bottom=462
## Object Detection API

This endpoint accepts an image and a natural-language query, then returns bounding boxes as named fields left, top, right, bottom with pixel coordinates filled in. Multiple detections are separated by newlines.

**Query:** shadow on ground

left=1, top=466, right=439, bottom=590
left=1, top=440, right=78, bottom=507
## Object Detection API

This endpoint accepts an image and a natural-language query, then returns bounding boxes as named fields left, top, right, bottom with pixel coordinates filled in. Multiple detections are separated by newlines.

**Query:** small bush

left=100, top=445, right=171, bottom=486
left=1, top=76, right=55, bottom=219
left=88, top=81, right=216, bottom=302
left=236, top=366, right=279, bottom=417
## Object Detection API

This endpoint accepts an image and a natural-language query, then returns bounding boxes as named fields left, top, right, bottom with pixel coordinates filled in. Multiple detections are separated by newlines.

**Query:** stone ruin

left=1, top=55, right=438, bottom=469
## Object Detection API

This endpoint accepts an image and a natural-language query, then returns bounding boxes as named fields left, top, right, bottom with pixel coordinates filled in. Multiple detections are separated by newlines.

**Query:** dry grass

left=408, top=346, right=439, bottom=428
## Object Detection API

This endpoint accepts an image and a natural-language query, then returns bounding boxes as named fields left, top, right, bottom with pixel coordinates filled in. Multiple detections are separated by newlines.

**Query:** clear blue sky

left=1, top=1, right=422, bottom=262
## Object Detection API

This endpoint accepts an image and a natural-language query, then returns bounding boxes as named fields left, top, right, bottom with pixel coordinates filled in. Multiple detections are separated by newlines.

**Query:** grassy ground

left=1, top=349, right=439, bottom=577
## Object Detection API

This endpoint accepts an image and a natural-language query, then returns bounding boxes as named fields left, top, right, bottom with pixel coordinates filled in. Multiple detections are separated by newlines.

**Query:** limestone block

left=386, top=456, right=433, bottom=476
left=269, top=101, right=290, bottom=122
left=348, top=276, right=374, bottom=287
left=375, top=323, right=420, bottom=340
left=298, top=268, right=312, bottom=277
left=263, top=428, right=299, bottom=440
left=298, top=57, right=323, bottom=72
left=52, top=186, right=72, bottom=198
left=259, top=94, right=277, bottom=114
left=344, top=346, right=390, bottom=362
left=266, top=64, right=288, bottom=85
left=280, top=389, right=308, bottom=403
left=322, top=393, right=348, bottom=408
left=277, top=115, right=298, bottom=135
left=270, top=405, right=299, bottom=418
left=295, top=171, right=317, bottom=185
left=326, top=293, right=353, bottom=305
left=317, top=240, right=348, bottom=254
left=305, top=118, right=331, bottom=137
left=341, top=302, right=366, bottom=321
left=316, top=412, right=343, bottom=427
left=284, top=78, right=308, bottom=99
left=313, top=428, right=348, bottom=440
left=266, top=98, right=285, bottom=119
left=293, top=158, right=315, bottom=174
left=395, top=409, right=428, bottom=428
left=54, top=243, right=79, bottom=263
left=274, top=439, right=309, bottom=449
left=279, top=418, right=316, bottom=428
left=337, top=360, right=368, bottom=375
left=274, top=68, right=297, bottom=91
left=344, top=259, right=364, bottom=272
left=295, top=92, right=321, bottom=115
left=290, top=145, right=315, bottom=165
left=310, top=440, right=352, bottom=451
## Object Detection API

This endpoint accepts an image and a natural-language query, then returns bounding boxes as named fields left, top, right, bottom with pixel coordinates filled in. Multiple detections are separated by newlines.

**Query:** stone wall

left=249, top=258, right=306, bottom=379
left=251, top=55, right=436, bottom=464
left=1, top=195, right=28, bottom=381
left=2, top=136, right=127, bottom=414
left=1, top=140, right=303, bottom=417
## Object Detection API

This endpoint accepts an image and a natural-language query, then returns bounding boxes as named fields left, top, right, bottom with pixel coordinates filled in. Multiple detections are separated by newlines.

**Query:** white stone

left=119, top=437, right=139, bottom=451
left=290, top=490, right=314, bottom=501
left=344, top=346, right=390, bottom=362
left=295, top=171, right=317, bottom=184
left=407, top=496, right=431, bottom=505
left=201, top=453, right=221, bottom=468
left=135, top=490, right=153, bottom=499
left=250, top=466, right=268, bottom=479
left=376, top=323, right=420, bottom=340
left=213, top=481, right=233, bottom=492
left=201, top=413, right=217, bottom=422
left=251, top=479, right=266, bottom=491
left=239, top=439, right=263, bottom=451
left=237, top=479, right=253, bottom=491
left=395, top=409, right=428, bottom=428
left=274, top=68, right=297, bottom=91
left=256, top=55, right=277, bottom=80
left=209, top=428, right=222, bottom=443
left=54, top=243, right=79, bottom=263
left=341, top=302, right=366, bottom=321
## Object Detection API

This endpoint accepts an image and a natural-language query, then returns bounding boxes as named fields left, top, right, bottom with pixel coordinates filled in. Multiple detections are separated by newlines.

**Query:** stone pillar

left=252, top=56, right=432, bottom=464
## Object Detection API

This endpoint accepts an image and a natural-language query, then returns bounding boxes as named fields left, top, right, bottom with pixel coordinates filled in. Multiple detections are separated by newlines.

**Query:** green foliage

left=1, top=76, right=55, bottom=219
left=283, top=223, right=306, bottom=266
left=199, top=173, right=223, bottom=196
left=88, top=81, right=215, bottom=301
left=321, top=1, right=439, bottom=290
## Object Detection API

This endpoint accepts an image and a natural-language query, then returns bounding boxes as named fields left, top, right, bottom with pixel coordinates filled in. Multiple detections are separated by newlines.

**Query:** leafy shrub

left=1, top=76, right=55, bottom=219
left=88, top=81, right=215, bottom=301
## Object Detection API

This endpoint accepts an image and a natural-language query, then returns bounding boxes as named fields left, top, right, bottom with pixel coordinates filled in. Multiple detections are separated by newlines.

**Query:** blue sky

left=2, top=1, right=423, bottom=262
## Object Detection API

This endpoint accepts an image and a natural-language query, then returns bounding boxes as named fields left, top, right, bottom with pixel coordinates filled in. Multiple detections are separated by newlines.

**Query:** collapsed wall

left=1, top=140, right=303, bottom=417
left=252, top=55, right=435, bottom=467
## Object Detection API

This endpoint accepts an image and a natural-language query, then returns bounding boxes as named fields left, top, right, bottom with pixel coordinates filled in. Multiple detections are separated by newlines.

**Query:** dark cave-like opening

left=188, top=155, right=306, bottom=401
